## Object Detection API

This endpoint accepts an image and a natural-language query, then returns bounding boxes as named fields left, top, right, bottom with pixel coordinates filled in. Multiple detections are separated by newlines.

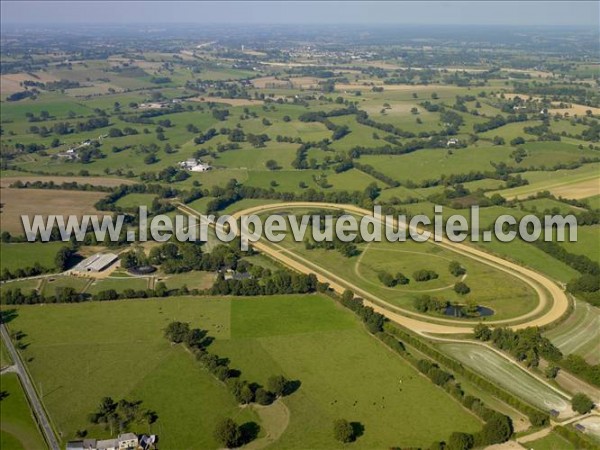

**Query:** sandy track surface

left=178, top=202, right=569, bottom=334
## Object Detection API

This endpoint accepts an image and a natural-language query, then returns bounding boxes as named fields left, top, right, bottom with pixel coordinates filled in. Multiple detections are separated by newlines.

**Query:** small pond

left=444, top=305, right=494, bottom=318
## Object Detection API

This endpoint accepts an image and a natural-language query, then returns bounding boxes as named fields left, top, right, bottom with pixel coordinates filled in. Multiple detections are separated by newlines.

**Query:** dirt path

left=517, top=412, right=597, bottom=444
left=242, top=400, right=290, bottom=450
left=177, top=202, right=569, bottom=334
left=517, top=426, right=553, bottom=444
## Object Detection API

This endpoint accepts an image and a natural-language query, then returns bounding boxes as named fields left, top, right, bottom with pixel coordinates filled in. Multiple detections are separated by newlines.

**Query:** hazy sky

left=1, top=1, right=598, bottom=26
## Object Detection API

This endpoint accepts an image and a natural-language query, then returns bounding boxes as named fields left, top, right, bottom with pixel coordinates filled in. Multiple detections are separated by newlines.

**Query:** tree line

left=383, top=322, right=549, bottom=426
left=474, top=324, right=600, bottom=387
left=334, top=289, right=518, bottom=449
left=164, top=321, right=298, bottom=447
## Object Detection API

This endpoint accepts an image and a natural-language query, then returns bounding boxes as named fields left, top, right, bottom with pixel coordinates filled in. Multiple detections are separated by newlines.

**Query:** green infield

left=275, top=228, right=538, bottom=321
left=0, top=373, right=47, bottom=450
left=185, top=196, right=215, bottom=214
left=7, top=294, right=482, bottom=448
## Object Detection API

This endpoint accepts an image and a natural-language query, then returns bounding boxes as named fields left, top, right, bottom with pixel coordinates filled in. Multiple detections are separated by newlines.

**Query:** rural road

left=0, top=322, right=60, bottom=450
left=178, top=201, right=569, bottom=334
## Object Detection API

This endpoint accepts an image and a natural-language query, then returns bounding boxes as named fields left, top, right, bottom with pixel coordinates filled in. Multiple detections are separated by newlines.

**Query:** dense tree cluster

left=333, top=419, right=356, bottom=443
left=529, top=240, right=600, bottom=306
left=412, top=269, right=439, bottom=282
left=9, top=180, right=114, bottom=193
left=377, top=271, right=409, bottom=287
left=6, top=90, right=37, bottom=102
left=164, top=320, right=297, bottom=415
left=352, top=162, right=400, bottom=187
left=0, top=261, right=53, bottom=281
left=454, top=281, right=471, bottom=295
left=474, top=325, right=600, bottom=386
left=2, top=286, right=83, bottom=305
left=88, top=396, right=157, bottom=435
left=473, top=114, right=527, bottom=133
left=449, top=261, right=466, bottom=277
left=339, top=290, right=385, bottom=334
left=474, top=326, right=562, bottom=367
left=304, top=234, right=361, bottom=258
left=210, top=269, right=318, bottom=297
left=413, top=295, right=449, bottom=314
left=571, top=393, right=594, bottom=414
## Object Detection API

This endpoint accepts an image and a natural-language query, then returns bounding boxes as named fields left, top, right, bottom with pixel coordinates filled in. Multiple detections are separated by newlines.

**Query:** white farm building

left=72, top=253, right=118, bottom=273
left=179, top=158, right=212, bottom=172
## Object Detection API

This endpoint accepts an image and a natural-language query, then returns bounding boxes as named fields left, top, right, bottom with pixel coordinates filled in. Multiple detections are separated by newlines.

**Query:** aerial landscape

left=0, top=1, right=599, bottom=449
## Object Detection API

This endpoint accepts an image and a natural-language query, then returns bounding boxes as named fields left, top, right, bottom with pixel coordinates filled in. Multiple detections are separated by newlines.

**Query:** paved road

left=1, top=322, right=60, bottom=450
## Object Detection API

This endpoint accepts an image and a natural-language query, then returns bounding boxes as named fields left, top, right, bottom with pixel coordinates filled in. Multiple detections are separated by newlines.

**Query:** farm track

left=177, top=201, right=569, bottom=334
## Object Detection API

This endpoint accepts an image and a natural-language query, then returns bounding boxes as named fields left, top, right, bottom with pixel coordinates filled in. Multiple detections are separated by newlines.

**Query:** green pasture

left=159, top=271, right=215, bottom=291
left=7, top=295, right=481, bottom=448
left=0, top=373, right=47, bottom=450
left=0, top=279, right=41, bottom=298
left=39, top=276, right=90, bottom=296
left=490, top=163, right=599, bottom=199
left=0, top=242, right=63, bottom=273
left=85, top=277, right=150, bottom=295
left=114, top=193, right=157, bottom=209
left=473, top=238, right=580, bottom=283
left=359, top=145, right=514, bottom=184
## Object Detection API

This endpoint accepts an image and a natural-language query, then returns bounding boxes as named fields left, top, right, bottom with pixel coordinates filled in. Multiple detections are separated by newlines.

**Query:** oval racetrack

left=179, top=202, right=570, bottom=335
